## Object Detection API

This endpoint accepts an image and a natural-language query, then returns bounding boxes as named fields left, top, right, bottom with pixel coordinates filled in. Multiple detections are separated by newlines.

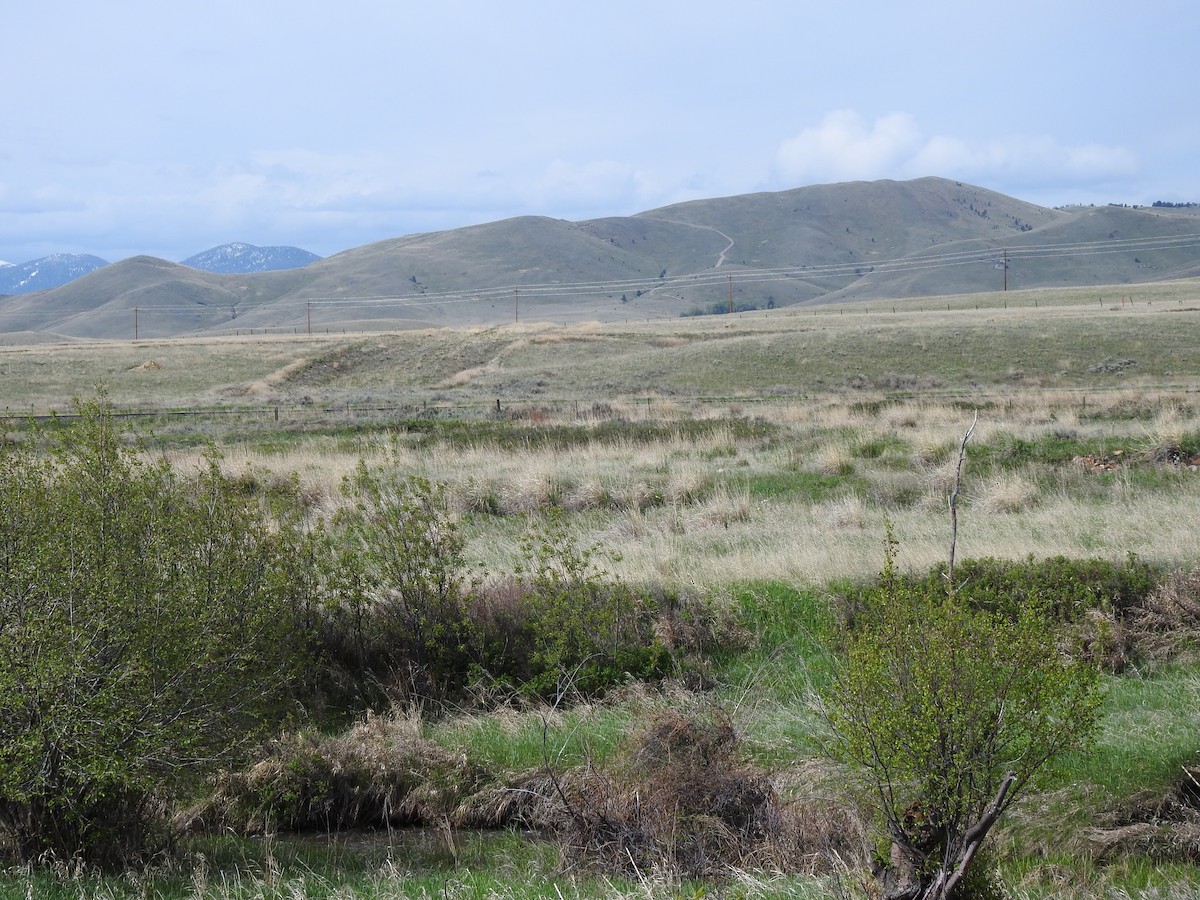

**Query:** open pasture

left=6, top=280, right=1198, bottom=587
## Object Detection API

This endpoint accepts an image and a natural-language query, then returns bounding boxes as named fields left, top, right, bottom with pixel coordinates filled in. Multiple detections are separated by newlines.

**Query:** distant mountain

left=0, top=253, right=108, bottom=295
left=180, top=242, right=321, bottom=274
left=4, top=177, right=1200, bottom=339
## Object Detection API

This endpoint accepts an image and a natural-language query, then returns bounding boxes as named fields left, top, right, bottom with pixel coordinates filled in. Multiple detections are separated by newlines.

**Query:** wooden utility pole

left=307, top=300, right=312, bottom=335
left=1003, top=249, right=1008, bottom=291
left=728, top=273, right=733, bottom=313
left=134, top=306, right=139, bottom=341
left=514, top=288, right=520, bottom=324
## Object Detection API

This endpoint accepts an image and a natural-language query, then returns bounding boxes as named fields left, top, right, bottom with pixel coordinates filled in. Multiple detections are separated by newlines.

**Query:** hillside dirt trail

left=642, top=217, right=735, bottom=268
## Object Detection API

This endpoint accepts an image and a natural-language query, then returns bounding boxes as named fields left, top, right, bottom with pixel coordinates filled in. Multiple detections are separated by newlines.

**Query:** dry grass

left=1129, top=567, right=1200, bottom=662
left=976, top=472, right=1040, bottom=514
left=548, top=706, right=866, bottom=881
left=184, top=708, right=531, bottom=837
left=145, top=388, right=1200, bottom=595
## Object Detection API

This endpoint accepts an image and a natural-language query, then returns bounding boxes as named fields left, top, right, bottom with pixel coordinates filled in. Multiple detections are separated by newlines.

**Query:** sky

left=3, top=0, right=1198, bottom=265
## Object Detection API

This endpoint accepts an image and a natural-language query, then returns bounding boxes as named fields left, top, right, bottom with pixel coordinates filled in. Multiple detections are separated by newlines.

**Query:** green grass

left=743, top=471, right=866, bottom=503
left=427, top=704, right=637, bottom=775
left=1081, top=667, right=1200, bottom=800
left=0, top=830, right=588, bottom=900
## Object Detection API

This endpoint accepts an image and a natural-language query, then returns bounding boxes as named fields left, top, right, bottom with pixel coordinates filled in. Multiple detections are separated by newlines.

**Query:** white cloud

left=773, top=111, right=924, bottom=184
left=529, top=160, right=656, bottom=218
left=773, top=111, right=1138, bottom=193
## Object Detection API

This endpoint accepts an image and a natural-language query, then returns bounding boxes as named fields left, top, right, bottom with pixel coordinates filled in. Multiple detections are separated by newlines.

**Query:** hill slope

left=3, top=178, right=1199, bottom=338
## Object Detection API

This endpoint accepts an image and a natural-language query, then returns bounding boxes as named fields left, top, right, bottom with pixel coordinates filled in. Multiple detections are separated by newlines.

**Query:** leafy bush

left=320, top=469, right=670, bottom=706
left=474, top=517, right=671, bottom=700
left=824, top=540, right=1103, bottom=900
left=325, top=464, right=475, bottom=704
left=835, top=553, right=1161, bottom=627
left=0, top=401, right=313, bottom=866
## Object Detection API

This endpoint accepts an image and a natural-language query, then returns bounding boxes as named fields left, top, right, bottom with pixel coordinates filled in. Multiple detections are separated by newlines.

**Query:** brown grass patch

left=1087, top=766, right=1200, bottom=863
left=1128, top=567, right=1200, bottom=663
left=547, top=708, right=864, bottom=880
left=183, top=710, right=485, bottom=834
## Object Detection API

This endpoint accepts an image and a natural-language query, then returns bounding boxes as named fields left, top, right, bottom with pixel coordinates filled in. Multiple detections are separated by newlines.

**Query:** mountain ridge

left=0, top=253, right=109, bottom=295
left=180, top=242, right=321, bottom=274
left=3, top=177, right=1199, bottom=339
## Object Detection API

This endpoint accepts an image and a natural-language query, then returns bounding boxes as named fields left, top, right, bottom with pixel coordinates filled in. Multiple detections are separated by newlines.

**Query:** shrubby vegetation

left=825, top=536, right=1104, bottom=899
left=0, top=402, right=680, bottom=865
left=0, top=401, right=313, bottom=865
left=5, top=392, right=1200, bottom=899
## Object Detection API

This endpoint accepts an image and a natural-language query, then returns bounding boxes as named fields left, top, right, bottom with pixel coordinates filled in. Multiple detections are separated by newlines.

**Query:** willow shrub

left=0, top=401, right=314, bottom=866
left=824, top=538, right=1103, bottom=900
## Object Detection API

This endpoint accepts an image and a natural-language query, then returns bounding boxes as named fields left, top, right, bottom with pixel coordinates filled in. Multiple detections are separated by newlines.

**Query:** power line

left=2, top=230, right=1199, bottom=323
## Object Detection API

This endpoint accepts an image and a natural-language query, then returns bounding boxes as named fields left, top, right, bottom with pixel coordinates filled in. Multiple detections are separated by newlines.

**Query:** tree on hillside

left=0, top=400, right=314, bottom=865
left=823, top=534, right=1103, bottom=899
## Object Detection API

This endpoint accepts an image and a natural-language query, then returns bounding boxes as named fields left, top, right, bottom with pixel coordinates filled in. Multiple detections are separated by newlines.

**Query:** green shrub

left=824, top=538, right=1103, bottom=900
left=0, top=400, right=313, bottom=866
left=835, top=553, right=1161, bottom=626
left=326, top=464, right=475, bottom=704
left=322, top=471, right=670, bottom=706
left=477, top=516, right=671, bottom=701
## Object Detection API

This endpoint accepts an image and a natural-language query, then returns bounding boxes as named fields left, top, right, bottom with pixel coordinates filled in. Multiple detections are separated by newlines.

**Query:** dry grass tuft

left=813, top=443, right=855, bottom=477
left=186, top=710, right=483, bottom=834
left=816, top=495, right=869, bottom=530
left=910, top=428, right=953, bottom=466
left=539, top=707, right=864, bottom=881
left=918, top=458, right=962, bottom=510
left=664, top=466, right=709, bottom=506
left=692, top=483, right=752, bottom=529
left=976, top=472, right=1040, bottom=514
left=1128, top=567, right=1200, bottom=663
left=1085, top=764, right=1200, bottom=864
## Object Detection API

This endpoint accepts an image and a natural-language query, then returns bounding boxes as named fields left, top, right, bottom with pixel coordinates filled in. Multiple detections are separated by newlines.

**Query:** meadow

left=3, top=281, right=1200, bottom=897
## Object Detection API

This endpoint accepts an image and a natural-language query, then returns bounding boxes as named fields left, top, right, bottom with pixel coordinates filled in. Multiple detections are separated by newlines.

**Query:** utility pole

left=514, top=288, right=520, bottom=324
left=307, top=300, right=312, bottom=335
left=1003, top=249, right=1008, bottom=291
left=728, top=274, right=733, bottom=314
left=134, top=306, right=139, bottom=341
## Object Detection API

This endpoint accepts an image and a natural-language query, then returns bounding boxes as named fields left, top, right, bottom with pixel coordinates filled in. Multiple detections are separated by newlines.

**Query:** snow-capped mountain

left=180, top=242, right=321, bottom=274
left=0, top=254, right=109, bottom=294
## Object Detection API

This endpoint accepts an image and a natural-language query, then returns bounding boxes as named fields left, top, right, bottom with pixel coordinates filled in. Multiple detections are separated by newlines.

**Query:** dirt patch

left=130, top=359, right=161, bottom=371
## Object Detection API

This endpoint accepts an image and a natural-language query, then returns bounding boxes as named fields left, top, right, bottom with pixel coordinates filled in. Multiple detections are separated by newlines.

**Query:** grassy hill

left=2, top=177, right=1199, bottom=339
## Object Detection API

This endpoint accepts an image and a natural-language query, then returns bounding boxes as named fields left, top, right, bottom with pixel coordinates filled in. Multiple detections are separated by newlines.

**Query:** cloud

left=528, top=160, right=658, bottom=218
left=773, top=110, right=1138, bottom=192
left=773, top=111, right=923, bottom=184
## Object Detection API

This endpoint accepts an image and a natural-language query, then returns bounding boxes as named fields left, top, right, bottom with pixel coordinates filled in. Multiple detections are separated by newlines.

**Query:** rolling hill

left=2, top=177, right=1198, bottom=340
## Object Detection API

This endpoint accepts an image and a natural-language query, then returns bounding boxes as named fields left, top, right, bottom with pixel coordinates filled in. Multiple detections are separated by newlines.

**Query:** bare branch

left=946, top=411, right=978, bottom=597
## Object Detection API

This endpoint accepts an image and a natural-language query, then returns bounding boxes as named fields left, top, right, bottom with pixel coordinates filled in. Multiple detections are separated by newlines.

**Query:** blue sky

left=2, top=0, right=1196, bottom=264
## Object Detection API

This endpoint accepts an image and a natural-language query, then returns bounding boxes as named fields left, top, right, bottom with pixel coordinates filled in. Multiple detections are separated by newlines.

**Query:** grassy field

left=3, top=280, right=1199, bottom=413
left=4, top=279, right=1200, bottom=897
